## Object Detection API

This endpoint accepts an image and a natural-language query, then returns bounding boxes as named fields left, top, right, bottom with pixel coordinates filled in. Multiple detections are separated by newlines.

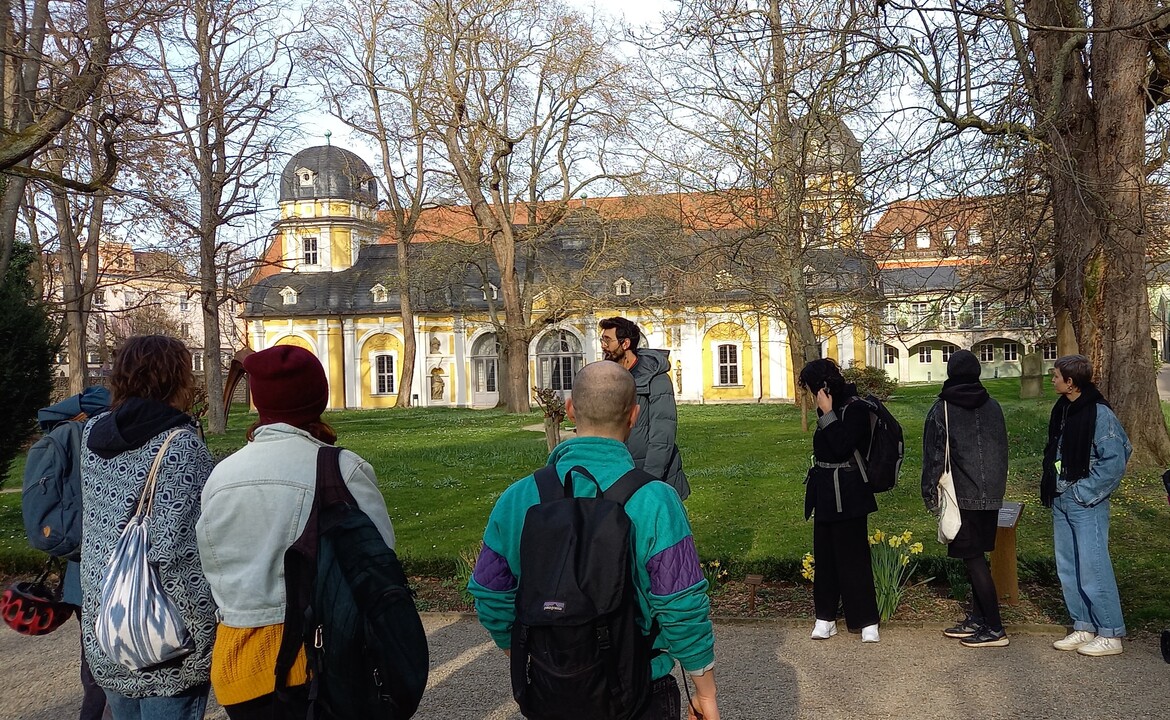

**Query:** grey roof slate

left=279, top=145, right=377, bottom=204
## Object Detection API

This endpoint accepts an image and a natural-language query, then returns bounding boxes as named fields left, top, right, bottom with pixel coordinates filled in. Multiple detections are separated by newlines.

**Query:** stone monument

left=1020, top=350, right=1044, bottom=398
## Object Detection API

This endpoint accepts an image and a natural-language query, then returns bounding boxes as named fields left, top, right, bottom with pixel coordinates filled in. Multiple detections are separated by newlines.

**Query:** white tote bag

left=937, top=402, right=963, bottom=544
left=94, top=430, right=194, bottom=670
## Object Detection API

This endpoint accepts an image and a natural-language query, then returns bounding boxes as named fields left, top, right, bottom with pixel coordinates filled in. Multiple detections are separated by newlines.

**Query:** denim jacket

left=1055, top=405, right=1132, bottom=507
left=921, top=398, right=1008, bottom=511
left=196, top=424, right=395, bottom=627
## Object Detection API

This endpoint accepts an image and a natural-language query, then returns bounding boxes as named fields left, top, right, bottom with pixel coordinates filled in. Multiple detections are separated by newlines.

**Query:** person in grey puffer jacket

left=921, top=349, right=1009, bottom=648
left=599, top=317, right=690, bottom=500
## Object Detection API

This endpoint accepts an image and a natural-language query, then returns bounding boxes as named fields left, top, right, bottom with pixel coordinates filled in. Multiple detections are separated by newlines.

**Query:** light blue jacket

left=1056, top=405, right=1132, bottom=507
left=196, top=424, right=395, bottom=627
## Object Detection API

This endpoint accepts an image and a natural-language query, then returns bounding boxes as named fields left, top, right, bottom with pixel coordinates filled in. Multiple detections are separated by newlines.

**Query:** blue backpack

left=22, top=387, right=111, bottom=560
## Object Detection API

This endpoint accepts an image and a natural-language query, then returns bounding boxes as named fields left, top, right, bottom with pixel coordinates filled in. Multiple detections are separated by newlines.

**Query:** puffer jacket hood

left=629, top=348, right=670, bottom=390
left=624, top=348, right=688, bottom=500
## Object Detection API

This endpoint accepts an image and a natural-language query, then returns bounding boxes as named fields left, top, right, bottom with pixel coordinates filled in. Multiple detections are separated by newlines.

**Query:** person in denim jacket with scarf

left=1041, top=354, right=1131, bottom=657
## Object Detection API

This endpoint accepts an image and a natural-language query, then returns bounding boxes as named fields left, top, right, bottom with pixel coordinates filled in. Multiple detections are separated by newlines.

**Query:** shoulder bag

left=937, top=402, right=963, bottom=543
left=94, top=429, right=194, bottom=670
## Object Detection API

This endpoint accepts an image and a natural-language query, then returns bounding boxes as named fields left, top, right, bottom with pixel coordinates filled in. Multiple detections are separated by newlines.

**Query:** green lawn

left=3, top=379, right=1169, bottom=627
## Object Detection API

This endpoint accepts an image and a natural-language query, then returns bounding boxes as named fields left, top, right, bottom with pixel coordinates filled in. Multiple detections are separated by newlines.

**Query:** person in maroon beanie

left=196, top=345, right=396, bottom=719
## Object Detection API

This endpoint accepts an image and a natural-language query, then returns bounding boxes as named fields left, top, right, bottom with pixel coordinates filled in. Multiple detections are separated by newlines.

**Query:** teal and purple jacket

left=468, top=436, right=715, bottom=680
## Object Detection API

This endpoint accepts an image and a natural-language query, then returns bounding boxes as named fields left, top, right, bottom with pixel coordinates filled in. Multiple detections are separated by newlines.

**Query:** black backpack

left=846, top=395, right=904, bottom=493
left=276, top=446, right=429, bottom=719
left=511, top=464, right=657, bottom=720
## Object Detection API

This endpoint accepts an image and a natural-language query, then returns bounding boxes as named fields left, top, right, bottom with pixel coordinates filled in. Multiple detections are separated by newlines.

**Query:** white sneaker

left=861, top=624, right=880, bottom=643
left=1053, top=630, right=1096, bottom=651
left=1077, top=636, right=1123, bottom=657
left=811, top=619, right=838, bottom=639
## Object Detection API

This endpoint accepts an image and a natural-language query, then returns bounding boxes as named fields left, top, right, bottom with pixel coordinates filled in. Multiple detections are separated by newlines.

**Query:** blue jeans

left=103, top=683, right=209, bottom=720
left=1052, top=494, right=1126, bottom=637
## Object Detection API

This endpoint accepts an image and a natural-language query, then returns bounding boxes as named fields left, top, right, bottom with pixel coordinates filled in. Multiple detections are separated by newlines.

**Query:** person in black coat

left=921, top=350, right=1009, bottom=647
left=799, top=358, right=880, bottom=643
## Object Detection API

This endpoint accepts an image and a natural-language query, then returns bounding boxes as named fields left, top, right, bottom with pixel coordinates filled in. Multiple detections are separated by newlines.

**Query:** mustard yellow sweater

left=211, top=623, right=307, bottom=706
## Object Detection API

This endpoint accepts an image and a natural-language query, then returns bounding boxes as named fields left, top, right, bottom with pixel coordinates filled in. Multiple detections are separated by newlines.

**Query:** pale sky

left=296, top=0, right=675, bottom=164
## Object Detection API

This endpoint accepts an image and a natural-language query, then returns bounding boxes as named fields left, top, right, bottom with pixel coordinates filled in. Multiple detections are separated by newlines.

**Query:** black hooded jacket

left=920, top=382, right=1009, bottom=511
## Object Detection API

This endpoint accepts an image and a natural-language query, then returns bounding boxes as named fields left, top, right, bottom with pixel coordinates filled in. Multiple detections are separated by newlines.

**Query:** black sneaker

left=943, top=617, right=981, bottom=638
left=961, top=627, right=1010, bottom=648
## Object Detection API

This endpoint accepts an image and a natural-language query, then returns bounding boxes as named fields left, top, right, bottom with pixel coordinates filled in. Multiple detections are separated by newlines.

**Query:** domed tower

left=273, top=141, right=379, bottom=273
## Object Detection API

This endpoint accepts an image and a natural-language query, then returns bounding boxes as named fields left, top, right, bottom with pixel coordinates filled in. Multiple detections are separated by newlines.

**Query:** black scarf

left=87, top=397, right=195, bottom=460
left=939, top=378, right=989, bottom=409
left=1040, top=383, right=1109, bottom=507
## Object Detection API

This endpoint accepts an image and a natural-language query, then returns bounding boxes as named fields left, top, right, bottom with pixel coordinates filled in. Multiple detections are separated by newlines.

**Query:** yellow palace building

left=244, top=141, right=877, bottom=409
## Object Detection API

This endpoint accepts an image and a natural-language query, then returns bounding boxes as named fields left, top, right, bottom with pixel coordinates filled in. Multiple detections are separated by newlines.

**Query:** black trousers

left=637, top=675, right=681, bottom=720
left=813, top=516, right=880, bottom=630
left=222, top=686, right=309, bottom=720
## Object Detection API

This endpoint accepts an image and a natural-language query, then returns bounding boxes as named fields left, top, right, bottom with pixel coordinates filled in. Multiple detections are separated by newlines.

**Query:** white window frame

left=968, top=227, right=982, bottom=245
left=942, top=300, right=960, bottom=328
left=978, top=344, right=994, bottom=362
left=884, top=303, right=898, bottom=324
left=87, top=351, right=101, bottom=364
left=915, top=229, right=930, bottom=249
left=714, top=342, right=741, bottom=386
left=370, top=284, right=389, bottom=303
left=942, top=226, right=956, bottom=247
left=92, top=290, right=106, bottom=307
left=302, top=236, right=319, bottom=266
left=1043, top=342, right=1058, bottom=360
left=614, top=277, right=631, bottom=296
left=1004, top=342, right=1019, bottom=361
left=371, top=352, right=397, bottom=395
left=280, top=286, right=298, bottom=305
left=972, top=300, right=987, bottom=328
left=180, top=322, right=190, bottom=338
left=482, top=283, right=498, bottom=301
left=891, top=231, right=905, bottom=251
left=911, top=302, right=928, bottom=326
left=941, top=344, right=957, bottom=362
left=884, top=345, right=897, bottom=364
left=918, top=346, right=932, bottom=363
left=179, top=295, right=189, bottom=312
left=192, top=353, right=204, bottom=373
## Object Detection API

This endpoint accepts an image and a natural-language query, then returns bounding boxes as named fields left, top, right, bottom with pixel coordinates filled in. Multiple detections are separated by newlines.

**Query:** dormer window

left=614, top=278, right=630, bottom=297
left=370, top=283, right=389, bottom=303
left=297, top=167, right=316, bottom=187
left=915, top=229, right=930, bottom=249
left=482, top=283, right=498, bottom=301
left=280, top=286, right=298, bottom=305
left=968, top=227, right=982, bottom=245
left=942, top=226, right=956, bottom=245
left=891, top=231, right=905, bottom=250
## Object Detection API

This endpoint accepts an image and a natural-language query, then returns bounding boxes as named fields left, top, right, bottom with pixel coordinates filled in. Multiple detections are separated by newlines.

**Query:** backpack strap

left=275, top=445, right=349, bottom=707
left=603, top=468, right=657, bottom=506
left=534, top=465, right=562, bottom=504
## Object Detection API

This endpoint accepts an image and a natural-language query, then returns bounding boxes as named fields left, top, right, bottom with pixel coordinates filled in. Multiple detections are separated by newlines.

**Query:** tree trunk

left=1025, top=0, right=1170, bottom=464
left=395, top=242, right=416, bottom=407
left=543, top=415, right=561, bottom=451
left=501, top=332, right=530, bottom=414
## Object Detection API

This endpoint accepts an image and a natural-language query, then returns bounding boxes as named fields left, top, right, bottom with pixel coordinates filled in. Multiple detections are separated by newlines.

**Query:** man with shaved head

left=469, top=362, right=720, bottom=720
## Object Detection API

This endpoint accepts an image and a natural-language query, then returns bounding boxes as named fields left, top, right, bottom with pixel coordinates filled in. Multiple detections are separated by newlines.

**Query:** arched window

left=536, top=330, right=584, bottom=391
left=471, top=333, right=501, bottom=400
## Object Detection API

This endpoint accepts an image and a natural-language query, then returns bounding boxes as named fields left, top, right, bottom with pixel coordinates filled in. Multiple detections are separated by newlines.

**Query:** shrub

left=843, top=362, right=899, bottom=400
left=0, top=243, right=56, bottom=487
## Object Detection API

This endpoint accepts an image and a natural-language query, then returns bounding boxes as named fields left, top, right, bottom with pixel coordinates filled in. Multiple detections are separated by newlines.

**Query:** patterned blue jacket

left=80, top=415, right=217, bottom=698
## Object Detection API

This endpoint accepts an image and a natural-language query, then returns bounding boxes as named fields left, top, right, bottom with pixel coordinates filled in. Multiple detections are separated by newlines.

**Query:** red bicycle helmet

left=1, top=565, right=74, bottom=636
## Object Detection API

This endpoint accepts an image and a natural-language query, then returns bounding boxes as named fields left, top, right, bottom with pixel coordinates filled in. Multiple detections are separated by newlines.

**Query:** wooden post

left=989, top=501, right=1024, bottom=606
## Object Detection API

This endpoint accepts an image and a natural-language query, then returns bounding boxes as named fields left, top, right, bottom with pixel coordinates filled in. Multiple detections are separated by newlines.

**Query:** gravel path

left=3, top=615, right=1167, bottom=719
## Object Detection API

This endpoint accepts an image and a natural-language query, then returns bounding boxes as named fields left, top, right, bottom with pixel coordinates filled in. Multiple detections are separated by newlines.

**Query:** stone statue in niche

left=429, top=335, right=441, bottom=354
left=430, top=369, right=445, bottom=400
left=674, top=360, right=682, bottom=394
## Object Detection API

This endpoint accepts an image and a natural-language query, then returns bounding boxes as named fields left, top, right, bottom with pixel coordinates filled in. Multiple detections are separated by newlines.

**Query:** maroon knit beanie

left=243, top=345, right=329, bottom=428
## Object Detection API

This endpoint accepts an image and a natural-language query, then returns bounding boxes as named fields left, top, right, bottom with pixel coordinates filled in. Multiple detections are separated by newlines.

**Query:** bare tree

left=878, top=1, right=1170, bottom=463
left=636, top=0, right=888, bottom=379
left=144, top=0, right=297, bottom=433
left=0, top=0, right=115, bottom=279
left=304, top=0, right=441, bottom=407
left=414, top=0, right=634, bottom=412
